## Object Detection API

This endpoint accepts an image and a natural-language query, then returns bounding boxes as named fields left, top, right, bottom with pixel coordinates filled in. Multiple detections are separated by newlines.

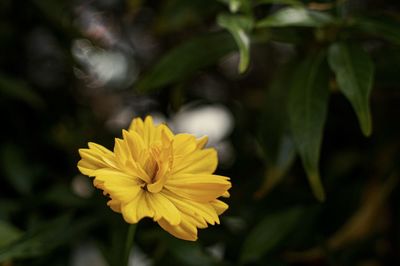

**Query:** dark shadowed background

left=0, top=0, right=400, bottom=265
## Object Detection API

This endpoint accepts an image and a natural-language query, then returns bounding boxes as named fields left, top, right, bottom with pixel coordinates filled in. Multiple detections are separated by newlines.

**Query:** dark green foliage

left=1, top=0, right=400, bottom=265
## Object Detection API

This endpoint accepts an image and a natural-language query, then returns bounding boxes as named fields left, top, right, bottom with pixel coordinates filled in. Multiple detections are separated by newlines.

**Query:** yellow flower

left=78, top=116, right=231, bottom=241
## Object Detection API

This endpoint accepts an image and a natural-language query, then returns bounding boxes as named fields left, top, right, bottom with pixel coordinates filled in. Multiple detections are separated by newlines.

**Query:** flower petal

left=162, top=190, right=220, bottom=225
left=147, top=193, right=181, bottom=225
left=158, top=216, right=198, bottom=241
left=143, top=116, right=157, bottom=147
left=121, top=191, right=154, bottom=223
left=171, top=148, right=218, bottom=175
left=196, top=136, right=209, bottom=149
left=210, top=200, right=229, bottom=215
left=77, top=142, right=116, bottom=176
left=165, top=174, right=231, bottom=202
left=122, top=129, right=145, bottom=161
left=107, top=198, right=121, bottom=213
left=129, top=117, right=145, bottom=135
left=173, top=134, right=198, bottom=156
left=95, top=168, right=142, bottom=202
left=114, top=138, right=130, bottom=166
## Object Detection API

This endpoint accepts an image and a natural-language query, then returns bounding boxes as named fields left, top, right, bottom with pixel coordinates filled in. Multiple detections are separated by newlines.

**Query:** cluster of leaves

left=215, top=0, right=380, bottom=201
left=1, top=0, right=400, bottom=265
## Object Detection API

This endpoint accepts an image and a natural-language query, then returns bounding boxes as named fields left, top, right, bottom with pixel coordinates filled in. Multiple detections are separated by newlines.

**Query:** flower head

left=78, top=116, right=231, bottom=241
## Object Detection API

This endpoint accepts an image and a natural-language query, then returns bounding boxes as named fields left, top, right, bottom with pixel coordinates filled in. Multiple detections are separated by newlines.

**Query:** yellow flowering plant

left=77, top=116, right=231, bottom=242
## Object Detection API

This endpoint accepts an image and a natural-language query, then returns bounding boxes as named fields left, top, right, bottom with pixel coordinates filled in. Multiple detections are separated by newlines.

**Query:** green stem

left=123, top=223, right=137, bottom=266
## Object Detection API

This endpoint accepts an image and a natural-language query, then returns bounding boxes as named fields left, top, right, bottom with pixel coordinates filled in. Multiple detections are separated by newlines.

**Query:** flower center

left=142, top=144, right=171, bottom=193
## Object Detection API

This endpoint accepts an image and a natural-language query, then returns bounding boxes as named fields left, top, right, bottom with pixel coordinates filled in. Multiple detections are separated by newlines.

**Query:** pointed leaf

left=256, top=66, right=296, bottom=198
left=137, top=32, right=237, bottom=92
left=256, top=7, right=334, bottom=28
left=217, top=13, right=253, bottom=73
left=354, top=17, right=400, bottom=45
left=0, top=221, right=22, bottom=248
left=328, top=42, right=374, bottom=136
left=0, top=143, right=36, bottom=195
left=256, top=0, right=303, bottom=6
left=0, top=215, right=96, bottom=261
left=217, top=0, right=252, bottom=14
left=0, top=74, right=44, bottom=109
left=288, top=51, right=329, bottom=201
left=240, top=207, right=305, bottom=263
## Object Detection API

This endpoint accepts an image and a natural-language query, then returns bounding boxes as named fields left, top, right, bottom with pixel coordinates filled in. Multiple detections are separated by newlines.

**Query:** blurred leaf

left=257, top=7, right=334, bottom=28
left=217, top=0, right=241, bottom=13
left=288, top=51, right=329, bottom=201
left=31, top=0, right=77, bottom=39
left=0, top=74, right=44, bottom=109
left=354, top=17, right=400, bottom=45
left=256, top=0, right=303, bottom=6
left=0, top=221, right=22, bottom=248
left=283, top=174, right=398, bottom=262
left=168, top=239, right=214, bottom=266
left=256, top=67, right=296, bottom=198
left=218, top=0, right=253, bottom=14
left=0, top=143, right=36, bottom=195
left=0, top=199, right=20, bottom=221
left=157, top=0, right=220, bottom=33
left=218, top=13, right=253, bottom=73
left=328, top=42, right=374, bottom=137
left=0, top=214, right=96, bottom=262
left=240, top=207, right=306, bottom=263
left=137, top=32, right=236, bottom=92
left=43, top=184, right=89, bottom=207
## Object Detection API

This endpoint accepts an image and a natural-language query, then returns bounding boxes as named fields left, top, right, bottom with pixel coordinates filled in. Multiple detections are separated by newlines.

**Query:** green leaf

left=217, top=0, right=252, bottom=13
left=354, top=17, right=400, bottom=45
left=217, top=13, right=253, bottom=73
left=328, top=42, right=374, bottom=136
left=156, top=0, right=220, bottom=33
left=0, top=74, right=44, bottom=109
left=0, top=143, right=36, bottom=195
left=217, top=0, right=241, bottom=13
left=137, top=32, right=237, bottom=92
left=168, top=239, right=214, bottom=266
left=288, top=51, right=329, bottom=202
left=255, top=0, right=303, bottom=6
left=0, top=215, right=96, bottom=262
left=240, top=207, right=305, bottom=263
left=257, top=7, right=334, bottom=28
left=256, top=66, right=296, bottom=198
left=0, top=221, right=22, bottom=248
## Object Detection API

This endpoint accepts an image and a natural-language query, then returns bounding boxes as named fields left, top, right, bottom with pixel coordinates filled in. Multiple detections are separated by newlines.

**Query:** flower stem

left=123, top=223, right=137, bottom=266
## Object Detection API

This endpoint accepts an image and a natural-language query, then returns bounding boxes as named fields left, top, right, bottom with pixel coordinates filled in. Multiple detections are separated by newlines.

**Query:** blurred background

left=0, top=0, right=400, bottom=265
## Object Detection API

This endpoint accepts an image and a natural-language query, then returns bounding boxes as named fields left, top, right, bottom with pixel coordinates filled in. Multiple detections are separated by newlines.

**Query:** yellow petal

left=114, top=138, right=130, bottom=165
left=162, top=190, right=220, bottom=225
left=121, top=191, right=154, bottom=223
left=165, top=174, right=231, bottom=202
left=160, top=124, right=174, bottom=140
left=122, top=129, right=145, bottom=161
left=147, top=138, right=173, bottom=193
left=147, top=193, right=181, bottom=225
left=196, top=136, right=209, bottom=149
left=95, top=168, right=142, bottom=202
left=210, top=200, right=229, bottom=215
left=107, top=198, right=121, bottom=213
left=125, top=160, right=152, bottom=184
left=113, top=136, right=152, bottom=184
left=158, top=217, right=198, bottom=241
left=143, top=116, right=156, bottom=147
left=171, top=148, right=218, bottom=175
left=173, top=134, right=198, bottom=156
left=77, top=143, right=116, bottom=176
left=222, top=191, right=230, bottom=198
left=128, top=117, right=145, bottom=135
